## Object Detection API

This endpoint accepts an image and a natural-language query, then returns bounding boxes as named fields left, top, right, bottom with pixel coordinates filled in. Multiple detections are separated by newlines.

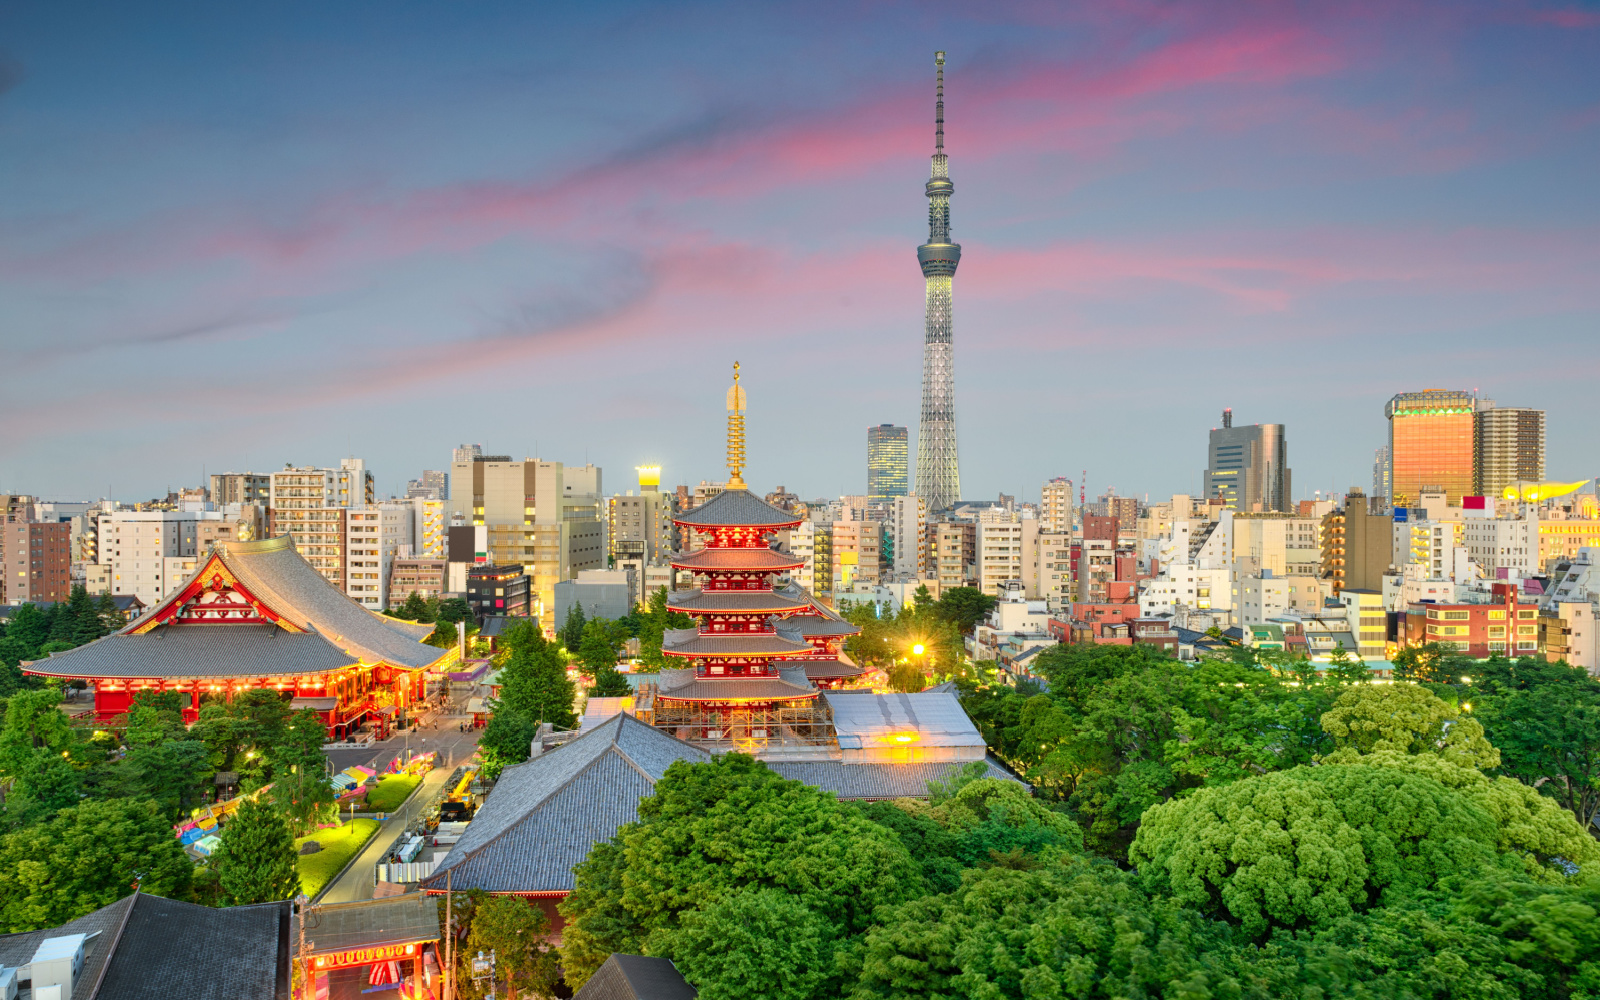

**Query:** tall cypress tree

left=560, top=603, right=587, bottom=652
left=214, top=796, right=301, bottom=904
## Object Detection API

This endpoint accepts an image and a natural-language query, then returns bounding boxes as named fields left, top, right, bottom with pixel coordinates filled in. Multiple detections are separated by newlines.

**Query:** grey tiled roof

left=781, top=614, right=861, bottom=637
left=0, top=894, right=133, bottom=1000
left=420, top=714, right=709, bottom=894
left=765, top=757, right=1019, bottom=800
left=654, top=671, right=819, bottom=702
left=673, top=489, right=802, bottom=528
left=97, top=893, right=290, bottom=1000
left=292, top=893, right=438, bottom=952
left=27, top=624, right=359, bottom=679
left=575, top=955, right=697, bottom=1000
left=671, top=547, right=804, bottom=571
left=222, top=537, right=441, bottom=668
left=660, top=631, right=815, bottom=657
left=0, top=891, right=291, bottom=1000
left=665, top=589, right=810, bottom=613
left=800, top=658, right=866, bottom=680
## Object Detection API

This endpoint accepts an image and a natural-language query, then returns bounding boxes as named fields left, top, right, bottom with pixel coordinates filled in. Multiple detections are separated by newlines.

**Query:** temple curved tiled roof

left=218, top=536, right=441, bottom=668
left=659, top=629, right=815, bottom=658
left=669, top=547, right=804, bottom=572
left=665, top=588, right=812, bottom=615
left=672, top=489, right=802, bottom=529
left=656, top=666, right=817, bottom=702
left=797, top=657, right=867, bottom=681
left=781, top=614, right=862, bottom=638
left=24, top=624, right=357, bottom=679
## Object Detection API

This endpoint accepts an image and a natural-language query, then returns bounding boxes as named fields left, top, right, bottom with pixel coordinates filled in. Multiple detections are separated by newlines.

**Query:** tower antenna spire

left=725, top=361, right=747, bottom=489
left=935, top=50, right=945, bottom=153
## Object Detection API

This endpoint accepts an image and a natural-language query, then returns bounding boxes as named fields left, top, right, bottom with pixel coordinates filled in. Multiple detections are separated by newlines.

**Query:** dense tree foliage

left=491, top=620, right=576, bottom=731
left=551, top=641, right=1600, bottom=999
left=0, top=797, right=194, bottom=931
left=0, top=589, right=121, bottom=694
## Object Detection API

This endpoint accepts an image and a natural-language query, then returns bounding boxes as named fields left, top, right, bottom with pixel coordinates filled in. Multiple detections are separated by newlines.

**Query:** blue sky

left=2, top=1, right=1597, bottom=503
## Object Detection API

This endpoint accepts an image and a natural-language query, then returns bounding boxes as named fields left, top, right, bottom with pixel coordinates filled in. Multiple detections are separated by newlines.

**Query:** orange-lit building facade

left=1386, top=390, right=1476, bottom=506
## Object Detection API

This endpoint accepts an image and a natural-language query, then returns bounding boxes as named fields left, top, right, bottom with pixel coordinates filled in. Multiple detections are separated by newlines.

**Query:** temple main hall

left=25, top=535, right=450, bottom=739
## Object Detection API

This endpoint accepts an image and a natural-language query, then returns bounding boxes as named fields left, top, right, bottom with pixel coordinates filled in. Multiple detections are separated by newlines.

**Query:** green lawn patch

left=295, top=818, right=380, bottom=898
left=363, top=774, right=422, bottom=813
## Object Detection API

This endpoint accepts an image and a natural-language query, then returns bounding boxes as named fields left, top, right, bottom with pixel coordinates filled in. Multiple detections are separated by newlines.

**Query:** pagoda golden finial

left=725, top=361, right=747, bottom=488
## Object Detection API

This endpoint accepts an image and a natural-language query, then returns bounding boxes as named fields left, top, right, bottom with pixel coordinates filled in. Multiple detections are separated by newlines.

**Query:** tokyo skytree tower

left=914, top=51, right=962, bottom=511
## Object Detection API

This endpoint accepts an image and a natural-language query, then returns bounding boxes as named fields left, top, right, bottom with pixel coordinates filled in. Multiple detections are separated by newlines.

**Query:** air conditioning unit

left=751, top=729, right=767, bottom=739
left=705, top=729, right=722, bottom=740
left=28, top=934, right=85, bottom=1000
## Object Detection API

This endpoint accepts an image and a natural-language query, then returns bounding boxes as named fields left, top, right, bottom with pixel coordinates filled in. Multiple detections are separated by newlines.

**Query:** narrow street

left=316, top=714, right=483, bottom=903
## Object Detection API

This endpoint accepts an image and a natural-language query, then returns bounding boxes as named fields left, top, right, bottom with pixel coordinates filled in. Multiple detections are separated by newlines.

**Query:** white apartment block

left=96, top=511, right=201, bottom=607
left=1032, top=530, right=1074, bottom=611
left=888, top=496, right=927, bottom=579
left=977, top=519, right=1027, bottom=597
left=1040, top=479, right=1074, bottom=534
left=1463, top=517, right=1539, bottom=578
left=344, top=504, right=413, bottom=611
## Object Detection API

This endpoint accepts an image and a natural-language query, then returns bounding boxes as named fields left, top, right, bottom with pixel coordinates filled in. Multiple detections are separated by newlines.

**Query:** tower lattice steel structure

left=914, top=51, right=961, bottom=511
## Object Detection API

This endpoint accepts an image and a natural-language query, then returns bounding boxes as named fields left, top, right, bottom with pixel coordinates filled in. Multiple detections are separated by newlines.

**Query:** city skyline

left=2, top=3, right=1597, bottom=500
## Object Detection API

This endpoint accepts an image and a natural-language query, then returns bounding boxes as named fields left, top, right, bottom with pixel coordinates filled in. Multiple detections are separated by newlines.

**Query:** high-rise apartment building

left=445, top=453, right=604, bottom=628
left=928, top=521, right=975, bottom=591
left=1040, top=478, right=1074, bottom=534
left=268, top=459, right=375, bottom=590
left=1231, top=513, right=1324, bottom=578
left=343, top=503, right=414, bottom=611
left=831, top=520, right=882, bottom=591
left=1385, top=390, right=1476, bottom=506
left=4, top=521, right=72, bottom=605
left=209, top=473, right=270, bottom=506
left=1203, top=409, right=1290, bottom=512
left=887, top=495, right=927, bottom=579
left=1474, top=406, right=1545, bottom=498
left=976, top=518, right=1030, bottom=597
left=914, top=53, right=963, bottom=511
left=867, top=425, right=909, bottom=499
left=610, top=467, right=674, bottom=609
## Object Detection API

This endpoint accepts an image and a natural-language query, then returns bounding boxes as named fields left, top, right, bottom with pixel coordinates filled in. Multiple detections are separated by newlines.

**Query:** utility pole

left=296, top=893, right=313, bottom=1000
left=444, top=869, right=453, bottom=1000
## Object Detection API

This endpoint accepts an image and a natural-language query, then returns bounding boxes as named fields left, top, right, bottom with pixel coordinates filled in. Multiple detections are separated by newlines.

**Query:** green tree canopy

left=493, top=623, right=576, bottom=730
left=933, top=587, right=998, bottom=634
left=214, top=796, right=300, bottom=905
left=658, top=888, right=828, bottom=1000
left=559, top=755, right=925, bottom=991
left=1130, top=764, right=1508, bottom=936
left=476, top=709, right=539, bottom=780
left=0, top=797, right=193, bottom=931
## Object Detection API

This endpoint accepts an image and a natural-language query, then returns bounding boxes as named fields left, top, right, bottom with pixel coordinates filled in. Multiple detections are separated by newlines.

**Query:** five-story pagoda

left=655, top=364, right=839, bottom=743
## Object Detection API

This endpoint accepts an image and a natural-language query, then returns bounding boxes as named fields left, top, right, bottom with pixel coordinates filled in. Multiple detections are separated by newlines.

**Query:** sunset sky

left=3, top=2, right=1597, bottom=502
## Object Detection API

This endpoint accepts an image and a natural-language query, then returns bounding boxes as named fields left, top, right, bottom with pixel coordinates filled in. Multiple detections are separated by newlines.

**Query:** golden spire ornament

left=725, top=361, right=747, bottom=488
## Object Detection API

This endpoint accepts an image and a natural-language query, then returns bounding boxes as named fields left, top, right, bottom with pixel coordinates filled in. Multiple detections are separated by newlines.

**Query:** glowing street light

left=912, top=644, right=925, bottom=656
